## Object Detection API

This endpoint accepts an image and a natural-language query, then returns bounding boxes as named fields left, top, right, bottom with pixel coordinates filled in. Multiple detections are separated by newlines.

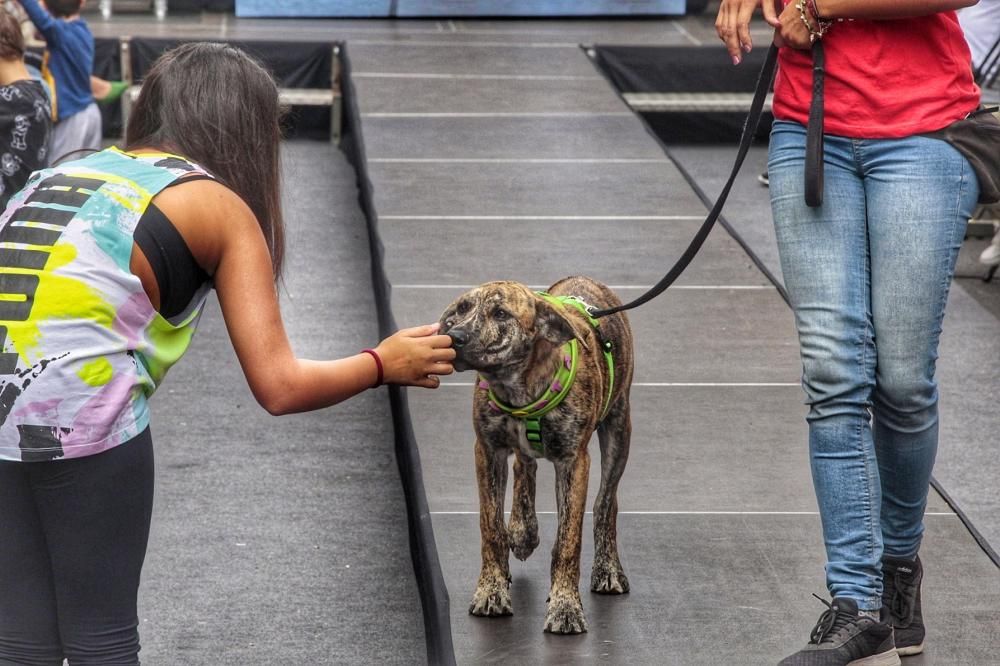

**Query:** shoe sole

left=847, top=649, right=901, bottom=666
left=896, top=642, right=925, bottom=657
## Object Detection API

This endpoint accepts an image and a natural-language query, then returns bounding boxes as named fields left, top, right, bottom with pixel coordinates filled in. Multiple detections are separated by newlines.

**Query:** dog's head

left=439, top=281, right=583, bottom=376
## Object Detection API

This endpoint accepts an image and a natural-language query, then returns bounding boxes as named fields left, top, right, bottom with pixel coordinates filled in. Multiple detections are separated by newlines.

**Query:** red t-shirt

left=772, top=13, right=981, bottom=138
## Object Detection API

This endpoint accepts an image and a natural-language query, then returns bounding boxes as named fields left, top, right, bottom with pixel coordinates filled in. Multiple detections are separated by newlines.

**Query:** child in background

left=7, top=0, right=126, bottom=107
left=0, top=8, right=50, bottom=208
left=17, top=0, right=100, bottom=163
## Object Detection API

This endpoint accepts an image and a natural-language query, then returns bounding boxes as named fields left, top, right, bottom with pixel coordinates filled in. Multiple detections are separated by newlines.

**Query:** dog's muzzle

left=443, top=326, right=471, bottom=371
left=446, top=328, right=469, bottom=349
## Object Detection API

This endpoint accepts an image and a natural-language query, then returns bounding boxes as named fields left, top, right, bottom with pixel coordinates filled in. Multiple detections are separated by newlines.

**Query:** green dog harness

left=478, top=293, right=616, bottom=455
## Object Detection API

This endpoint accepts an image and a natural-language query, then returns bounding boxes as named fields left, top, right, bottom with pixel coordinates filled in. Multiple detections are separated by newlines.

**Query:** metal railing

left=622, top=91, right=774, bottom=113
left=99, top=0, right=168, bottom=20
left=117, top=39, right=343, bottom=142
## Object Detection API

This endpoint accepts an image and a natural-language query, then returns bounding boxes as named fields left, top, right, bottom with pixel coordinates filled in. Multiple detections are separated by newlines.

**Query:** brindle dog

left=439, top=276, right=634, bottom=634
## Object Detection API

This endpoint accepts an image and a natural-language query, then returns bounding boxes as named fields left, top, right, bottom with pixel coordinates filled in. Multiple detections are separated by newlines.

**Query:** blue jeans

left=768, top=120, right=979, bottom=611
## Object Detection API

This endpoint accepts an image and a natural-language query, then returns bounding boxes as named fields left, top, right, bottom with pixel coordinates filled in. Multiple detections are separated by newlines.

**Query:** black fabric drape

left=93, top=38, right=123, bottom=137
left=129, top=38, right=334, bottom=138
left=167, top=0, right=235, bottom=10
left=594, top=45, right=773, bottom=143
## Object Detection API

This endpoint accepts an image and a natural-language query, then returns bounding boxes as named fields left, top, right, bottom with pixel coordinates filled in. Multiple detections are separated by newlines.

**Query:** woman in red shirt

left=717, top=1, right=982, bottom=664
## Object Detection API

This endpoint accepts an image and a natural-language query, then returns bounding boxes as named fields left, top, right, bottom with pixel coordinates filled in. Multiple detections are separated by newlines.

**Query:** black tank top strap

left=133, top=174, right=213, bottom=320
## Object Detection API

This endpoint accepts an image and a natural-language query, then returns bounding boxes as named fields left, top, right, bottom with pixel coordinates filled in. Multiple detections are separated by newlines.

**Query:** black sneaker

left=778, top=596, right=900, bottom=666
left=881, top=555, right=924, bottom=656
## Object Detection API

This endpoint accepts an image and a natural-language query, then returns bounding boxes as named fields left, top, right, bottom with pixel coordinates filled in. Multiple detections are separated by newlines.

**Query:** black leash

left=805, top=40, right=825, bottom=207
left=590, top=43, right=780, bottom=319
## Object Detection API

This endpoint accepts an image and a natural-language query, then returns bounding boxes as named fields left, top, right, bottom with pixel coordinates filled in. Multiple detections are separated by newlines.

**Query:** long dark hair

left=125, top=42, right=285, bottom=280
left=0, top=9, right=24, bottom=60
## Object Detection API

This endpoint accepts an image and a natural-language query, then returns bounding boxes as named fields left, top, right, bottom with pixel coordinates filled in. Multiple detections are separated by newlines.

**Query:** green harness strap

left=479, top=293, right=616, bottom=455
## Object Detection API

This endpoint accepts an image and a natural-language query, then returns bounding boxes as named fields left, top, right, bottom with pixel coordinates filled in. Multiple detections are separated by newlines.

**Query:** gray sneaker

left=980, top=228, right=1000, bottom=266
left=778, top=596, right=900, bottom=666
left=881, top=555, right=924, bottom=657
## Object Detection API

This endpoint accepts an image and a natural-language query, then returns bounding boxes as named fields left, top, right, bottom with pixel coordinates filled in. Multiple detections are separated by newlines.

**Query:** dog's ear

left=534, top=298, right=590, bottom=350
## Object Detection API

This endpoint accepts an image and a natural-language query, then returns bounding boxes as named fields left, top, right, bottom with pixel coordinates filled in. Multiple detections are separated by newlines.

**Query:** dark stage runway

left=87, top=6, right=1000, bottom=664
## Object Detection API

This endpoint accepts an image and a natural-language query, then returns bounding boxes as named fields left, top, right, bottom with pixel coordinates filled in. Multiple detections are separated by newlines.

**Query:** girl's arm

left=152, top=178, right=455, bottom=416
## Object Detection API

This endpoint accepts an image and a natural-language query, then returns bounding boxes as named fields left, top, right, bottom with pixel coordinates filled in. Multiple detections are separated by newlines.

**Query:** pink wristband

left=361, top=349, right=383, bottom=388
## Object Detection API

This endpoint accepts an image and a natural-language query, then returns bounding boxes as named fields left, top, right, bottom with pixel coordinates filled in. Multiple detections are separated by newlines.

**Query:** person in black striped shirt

left=0, top=8, right=50, bottom=209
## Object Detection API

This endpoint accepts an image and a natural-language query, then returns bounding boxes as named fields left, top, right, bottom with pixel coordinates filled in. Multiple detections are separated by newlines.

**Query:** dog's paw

left=508, top=520, right=539, bottom=561
left=543, top=594, right=588, bottom=634
left=590, top=564, right=630, bottom=595
left=469, top=583, right=513, bottom=617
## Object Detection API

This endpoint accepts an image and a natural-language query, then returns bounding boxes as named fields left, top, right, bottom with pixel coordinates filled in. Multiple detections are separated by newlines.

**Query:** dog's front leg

left=470, top=437, right=513, bottom=617
left=544, top=447, right=590, bottom=634
left=508, top=450, right=539, bottom=561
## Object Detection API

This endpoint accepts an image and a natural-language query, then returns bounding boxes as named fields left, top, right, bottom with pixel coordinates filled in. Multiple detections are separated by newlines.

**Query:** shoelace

left=808, top=594, right=856, bottom=645
left=887, top=568, right=917, bottom=623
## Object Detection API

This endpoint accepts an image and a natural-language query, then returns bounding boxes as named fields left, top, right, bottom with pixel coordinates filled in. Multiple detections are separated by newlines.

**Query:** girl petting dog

left=0, top=42, right=454, bottom=665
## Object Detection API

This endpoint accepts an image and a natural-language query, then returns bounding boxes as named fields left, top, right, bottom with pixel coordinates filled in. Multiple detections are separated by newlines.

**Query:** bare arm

left=716, top=0, right=979, bottom=63
left=14, top=0, right=60, bottom=44
left=815, top=0, right=977, bottom=19
left=153, top=179, right=455, bottom=415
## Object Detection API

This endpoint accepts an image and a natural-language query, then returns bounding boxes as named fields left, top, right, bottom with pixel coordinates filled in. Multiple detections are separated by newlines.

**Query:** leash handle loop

left=804, top=40, right=825, bottom=208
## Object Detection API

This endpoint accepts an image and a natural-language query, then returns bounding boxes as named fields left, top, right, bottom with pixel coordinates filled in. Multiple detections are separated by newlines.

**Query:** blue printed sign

left=236, top=0, right=686, bottom=17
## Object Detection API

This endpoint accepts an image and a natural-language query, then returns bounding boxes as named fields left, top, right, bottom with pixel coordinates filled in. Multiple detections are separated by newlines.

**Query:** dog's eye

left=456, top=301, right=470, bottom=316
left=494, top=308, right=510, bottom=321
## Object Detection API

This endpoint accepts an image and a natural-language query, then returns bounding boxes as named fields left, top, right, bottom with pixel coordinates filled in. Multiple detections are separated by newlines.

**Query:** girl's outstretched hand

left=375, top=323, right=456, bottom=388
left=716, top=0, right=782, bottom=64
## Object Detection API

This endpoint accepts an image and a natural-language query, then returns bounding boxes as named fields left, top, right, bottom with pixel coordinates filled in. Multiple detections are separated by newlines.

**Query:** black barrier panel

left=338, top=44, right=457, bottom=666
left=128, top=37, right=334, bottom=139
left=593, top=45, right=774, bottom=143
left=94, top=38, right=123, bottom=138
left=168, top=0, right=235, bottom=10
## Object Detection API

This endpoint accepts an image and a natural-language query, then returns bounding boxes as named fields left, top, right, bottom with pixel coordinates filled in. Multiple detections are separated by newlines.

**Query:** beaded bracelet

left=806, top=0, right=828, bottom=21
left=795, top=0, right=831, bottom=42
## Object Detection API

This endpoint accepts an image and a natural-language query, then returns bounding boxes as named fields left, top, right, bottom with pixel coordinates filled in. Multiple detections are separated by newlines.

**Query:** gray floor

left=344, top=13, right=1000, bottom=666
left=92, top=8, right=1000, bottom=665
left=138, top=143, right=425, bottom=665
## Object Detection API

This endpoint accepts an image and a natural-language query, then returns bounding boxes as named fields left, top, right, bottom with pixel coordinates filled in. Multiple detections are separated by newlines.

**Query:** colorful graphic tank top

left=0, top=147, right=213, bottom=462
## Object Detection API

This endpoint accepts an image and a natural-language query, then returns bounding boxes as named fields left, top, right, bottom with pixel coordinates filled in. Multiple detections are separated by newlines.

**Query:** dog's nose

left=448, top=328, right=469, bottom=348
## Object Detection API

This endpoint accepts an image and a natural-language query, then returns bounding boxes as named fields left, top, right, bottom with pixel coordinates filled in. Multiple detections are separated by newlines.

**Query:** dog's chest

left=478, top=410, right=582, bottom=459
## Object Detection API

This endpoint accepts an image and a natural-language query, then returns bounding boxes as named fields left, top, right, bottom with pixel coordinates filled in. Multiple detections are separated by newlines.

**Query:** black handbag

left=923, top=106, right=1000, bottom=204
